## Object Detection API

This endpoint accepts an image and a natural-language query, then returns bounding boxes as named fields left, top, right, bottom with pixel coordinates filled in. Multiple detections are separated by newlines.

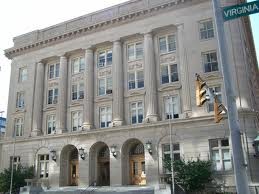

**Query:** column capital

left=113, top=39, right=121, bottom=45
left=177, top=23, right=184, bottom=30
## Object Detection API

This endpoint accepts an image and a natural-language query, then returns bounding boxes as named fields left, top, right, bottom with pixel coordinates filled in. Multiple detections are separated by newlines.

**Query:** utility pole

left=212, top=1, right=250, bottom=193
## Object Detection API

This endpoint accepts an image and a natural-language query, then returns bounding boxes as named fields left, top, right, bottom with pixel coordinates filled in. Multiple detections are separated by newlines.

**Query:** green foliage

left=164, top=157, right=213, bottom=192
left=0, top=165, right=34, bottom=193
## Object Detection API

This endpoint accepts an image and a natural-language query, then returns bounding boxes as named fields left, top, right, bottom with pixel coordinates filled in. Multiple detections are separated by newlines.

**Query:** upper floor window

left=162, top=143, right=180, bottom=173
left=130, top=101, right=144, bottom=124
left=72, top=111, right=82, bottom=131
left=199, top=20, right=214, bottom=40
left=72, top=57, right=85, bottom=74
left=164, top=96, right=179, bottom=119
left=210, top=139, right=232, bottom=171
left=202, top=51, right=218, bottom=73
left=159, top=34, right=176, bottom=54
left=100, top=106, right=112, bottom=128
left=48, top=88, right=58, bottom=105
left=16, top=92, right=25, bottom=109
left=10, top=156, right=21, bottom=170
left=98, top=77, right=112, bottom=96
left=161, top=64, right=179, bottom=84
left=128, top=42, right=143, bottom=61
left=128, top=70, right=144, bottom=90
left=48, top=63, right=60, bottom=79
left=38, top=154, right=49, bottom=178
left=47, top=115, right=56, bottom=135
left=19, top=67, right=28, bottom=82
left=208, top=86, right=222, bottom=112
left=72, top=82, right=84, bottom=100
left=14, top=118, right=23, bottom=137
left=98, top=50, right=112, bottom=68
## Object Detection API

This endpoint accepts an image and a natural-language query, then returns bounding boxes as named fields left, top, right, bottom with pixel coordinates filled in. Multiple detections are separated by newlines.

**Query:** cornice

left=4, top=0, right=205, bottom=59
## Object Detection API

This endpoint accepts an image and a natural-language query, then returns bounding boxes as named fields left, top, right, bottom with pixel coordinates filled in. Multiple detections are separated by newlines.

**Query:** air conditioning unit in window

left=99, top=62, right=105, bottom=67
left=106, top=89, right=112, bottom=94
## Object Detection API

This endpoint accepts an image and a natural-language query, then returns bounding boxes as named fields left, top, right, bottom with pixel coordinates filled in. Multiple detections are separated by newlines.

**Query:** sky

left=0, top=0, right=258, bottom=118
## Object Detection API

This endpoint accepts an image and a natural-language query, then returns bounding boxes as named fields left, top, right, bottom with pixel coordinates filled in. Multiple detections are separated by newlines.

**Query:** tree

left=164, top=157, right=213, bottom=193
left=0, top=165, right=34, bottom=193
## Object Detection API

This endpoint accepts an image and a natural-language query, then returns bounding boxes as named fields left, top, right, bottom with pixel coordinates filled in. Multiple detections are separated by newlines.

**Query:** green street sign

left=223, top=0, right=259, bottom=21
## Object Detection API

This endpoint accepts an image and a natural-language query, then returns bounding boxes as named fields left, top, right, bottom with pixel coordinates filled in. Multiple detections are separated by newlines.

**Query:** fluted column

left=144, top=32, right=159, bottom=122
left=177, top=24, right=192, bottom=117
left=31, top=62, right=45, bottom=136
left=56, top=55, right=68, bottom=133
left=83, top=48, right=94, bottom=130
left=112, top=40, right=124, bottom=126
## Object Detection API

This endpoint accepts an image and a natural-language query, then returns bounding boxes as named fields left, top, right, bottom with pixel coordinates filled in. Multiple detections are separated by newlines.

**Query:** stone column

left=144, top=32, right=159, bottom=122
left=112, top=40, right=124, bottom=126
left=56, top=55, right=68, bottom=133
left=31, top=62, right=45, bottom=136
left=83, top=48, right=94, bottom=130
left=177, top=24, right=192, bottom=117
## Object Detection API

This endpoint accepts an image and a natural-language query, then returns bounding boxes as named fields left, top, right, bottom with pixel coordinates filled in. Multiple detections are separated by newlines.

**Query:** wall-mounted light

left=253, top=136, right=259, bottom=158
left=110, top=145, right=117, bottom=157
left=50, top=150, right=57, bottom=161
left=79, top=147, right=86, bottom=160
left=146, top=141, right=152, bottom=154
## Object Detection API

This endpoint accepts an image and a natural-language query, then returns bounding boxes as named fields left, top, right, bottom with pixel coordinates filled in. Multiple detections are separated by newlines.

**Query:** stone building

left=1, top=0, right=259, bottom=193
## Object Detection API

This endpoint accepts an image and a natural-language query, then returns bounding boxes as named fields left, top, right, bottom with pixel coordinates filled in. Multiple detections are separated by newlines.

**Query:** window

left=19, top=68, right=27, bottom=82
left=14, top=118, right=23, bottom=137
left=72, top=57, right=85, bottom=74
left=100, top=106, right=112, bottom=128
left=38, top=154, right=49, bottom=178
left=210, top=139, right=232, bottom=171
left=48, top=88, right=58, bottom=104
left=48, top=63, right=60, bottom=79
left=199, top=20, right=214, bottom=40
left=47, top=115, right=56, bottom=134
left=162, top=143, right=180, bottom=173
left=159, top=34, right=176, bottom=54
left=130, top=101, right=144, bottom=124
left=98, top=77, right=112, bottom=96
left=161, top=64, right=179, bottom=84
left=164, top=96, right=179, bottom=119
left=98, top=50, right=112, bottom=67
left=128, top=70, right=144, bottom=90
left=16, top=92, right=25, bottom=109
left=72, top=82, right=84, bottom=100
left=203, top=51, right=218, bottom=73
left=10, top=156, right=20, bottom=170
left=128, top=42, right=143, bottom=61
left=208, top=86, right=222, bottom=112
left=72, top=111, right=82, bottom=131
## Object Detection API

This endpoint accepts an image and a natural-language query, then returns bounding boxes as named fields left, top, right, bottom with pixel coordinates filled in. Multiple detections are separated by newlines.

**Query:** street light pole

left=212, top=1, right=250, bottom=193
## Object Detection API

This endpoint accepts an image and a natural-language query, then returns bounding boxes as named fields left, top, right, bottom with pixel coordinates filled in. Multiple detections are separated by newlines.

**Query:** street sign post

left=223, top=0, right=259, bottom=21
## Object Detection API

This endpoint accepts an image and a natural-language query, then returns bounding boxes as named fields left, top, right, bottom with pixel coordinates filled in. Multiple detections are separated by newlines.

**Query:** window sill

left=199, top=37, right=215, bottom=42
left=48, top=77, right=59, bottom=81
left=158, top=82, right=181, bottom=91
left=43, top=105, right=57, bottom=111
left=202, top=71, right=222, bottom=80
left=71, top=71, right=84, bottom=76
left=127, top=88, right=145, bottom=96
left=15, top=108, right=26, bottom=113
left=127, top=58, right=143, bottom=63
left=95, top=94, right=113, bottom=102
left=159, top=50, right=176, bottom=56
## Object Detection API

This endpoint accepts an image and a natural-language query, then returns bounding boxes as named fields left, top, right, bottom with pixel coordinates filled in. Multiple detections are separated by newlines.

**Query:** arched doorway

left=89, top=142, right=110, bottom=186
left=60, top=145, right=79, bottom=186
left=122, top=139, right=146, bottom=186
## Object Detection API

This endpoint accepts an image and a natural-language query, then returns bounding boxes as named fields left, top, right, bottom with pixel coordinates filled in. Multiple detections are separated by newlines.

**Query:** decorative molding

left=128, top=60, right=143, bottom=70
left=158, top=82, right=181, bottom=91
left=160, top=52, right=177, bottom=64
left=98, top=68, right=112, bottom=77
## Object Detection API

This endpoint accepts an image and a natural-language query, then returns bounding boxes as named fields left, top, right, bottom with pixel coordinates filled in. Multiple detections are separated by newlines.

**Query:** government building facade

left=1, top=0, right=259, bottom=193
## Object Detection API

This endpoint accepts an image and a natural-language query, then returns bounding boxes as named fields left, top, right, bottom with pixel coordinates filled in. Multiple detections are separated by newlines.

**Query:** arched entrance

left=122, top=139, right=146, bottom=185
left=89, top=142, right=110, bottom=186
left=60, top=145, right=79, bottom=186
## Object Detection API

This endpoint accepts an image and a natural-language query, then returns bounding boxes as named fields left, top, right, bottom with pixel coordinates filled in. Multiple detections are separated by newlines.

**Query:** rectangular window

left=72, top=57, right=85, bottom=74
left=162, top=143, right=180, bottom=173
left=48, top=88, right=58, bottom=105
left=128, top=42, right=143, bottom=61
left=164, top=96, right=179, bottom=119
left=130, top=101, right=143, bottom=124
left=98, top=77, right=112, bottom=96
left=208, top=86, right=222, bottom=112
left=210, top=139, right=232, bottom=171
left=72, top=111, right=82, bottom=131
left=199, top=20, right=214, bottom=40
left=72, top=82, right=84, bottom=100
left=48, top=63, right=60, bottom=79
left=19, top=68, right=28, bottom=82
left=98, top=50, right=112, bottom=68
left=14, top=118, right=23, bottom=137
left=159, top=34, right=176, bottom=54
left=161, top=64, right=179, bottom=84
left=128, top=70, right=144, bottom=90
left=100, top=106, right=112, bottom=128
left=47, top=115, right=56, bottom=134
left=38, top=154, right=49, bottom=178
left=203, top=51, right=218, bottom=73
left=10, top=156, right=21, bottom=170
left=16, top=92, right=25, bottom=108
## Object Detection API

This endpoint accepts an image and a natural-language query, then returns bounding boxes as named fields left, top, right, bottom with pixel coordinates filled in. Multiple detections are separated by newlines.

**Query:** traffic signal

left=196, top=79, right=208, bottom=106
left=214, top=97, right=223, bottom=123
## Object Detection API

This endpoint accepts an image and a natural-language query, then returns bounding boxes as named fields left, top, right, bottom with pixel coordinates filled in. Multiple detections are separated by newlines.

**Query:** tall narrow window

left=164, top=96, right=179, bottom=119
left=98, top=50, right=112, bottom=67
left=48, top=63, right=60, bottom=79
left=72, top=82, right=84, bottom=100
left=16, top=92, right=25, bottom=108
left=203, top=51, right=218, bottom=73
left=199, top=20, right=214, bottom=40
left=48, top=88, right=58, bottom=105
left=72, top=57, right=85, bottom=74
left=100, top=106, right=112, bottom=128
left=47, top=115, right=56, bottom=134
left=38, top=154, right=49, bottom=178
left=159, top=34, right=176, bottom=54
left=162, top=143, right=180, bottom=173
left=161, top=64, right=179, bottom=84
left=128, top=42, right=143, bottom=61
left=10, top=156, right=21, bottom=170
left=72, top=111, right=82, bottom=131
left=98, top=77, right=112, bottom=96
left=208, top=86, right=222, bottom=112
left=128, top=70, right=144, bottom=90
left=130, top=101, right=143, bottom=124
left=14, top=118, right=23, bottom=137
left=19, top=68, right=28, bottom=82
